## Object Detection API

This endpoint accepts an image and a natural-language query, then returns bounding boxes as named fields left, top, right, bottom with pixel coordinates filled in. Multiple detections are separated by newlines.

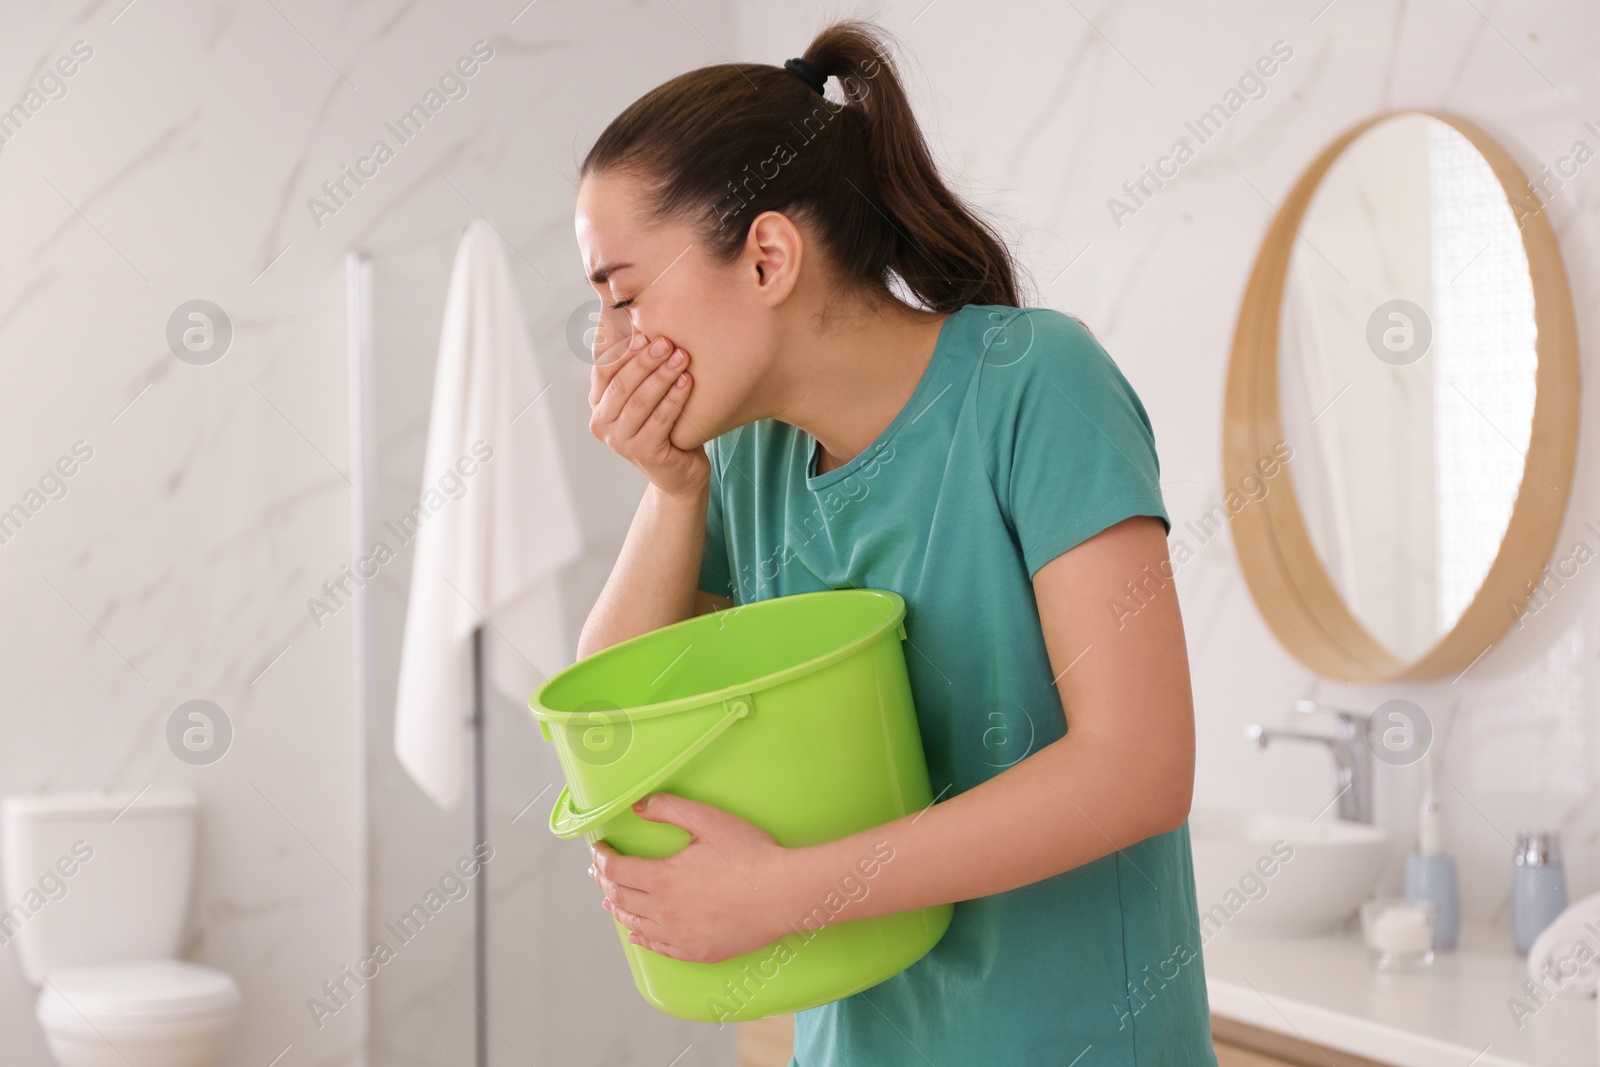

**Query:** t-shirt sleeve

left=697, top=437, right=736, bottom=602
left=977, top=308, right=1171, bottom=580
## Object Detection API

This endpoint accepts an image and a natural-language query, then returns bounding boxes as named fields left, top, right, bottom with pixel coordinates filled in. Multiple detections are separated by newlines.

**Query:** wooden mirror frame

left=1223, top=108, right=1580, bottom=682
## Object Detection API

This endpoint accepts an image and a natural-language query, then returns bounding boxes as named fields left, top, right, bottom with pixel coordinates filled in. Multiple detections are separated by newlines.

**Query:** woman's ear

left=746, top=210, right=804, bottom=305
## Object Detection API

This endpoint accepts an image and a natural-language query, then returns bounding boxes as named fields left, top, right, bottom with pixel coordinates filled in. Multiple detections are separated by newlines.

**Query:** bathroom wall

left=0, top=2, right=732, bottom=1065
left=3, top=0, right=1597, bottom=1064
left=735, top=1, right=1600, bottom=932
left=359, top=234, right=731, bottom=1066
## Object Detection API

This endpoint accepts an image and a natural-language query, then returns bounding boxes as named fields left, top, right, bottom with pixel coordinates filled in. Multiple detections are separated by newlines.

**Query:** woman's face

left=574, top=170, right=779, bottom=451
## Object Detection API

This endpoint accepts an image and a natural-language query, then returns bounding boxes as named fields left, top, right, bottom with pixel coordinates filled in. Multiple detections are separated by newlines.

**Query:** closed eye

left=611, top=298, right=633, bottom=311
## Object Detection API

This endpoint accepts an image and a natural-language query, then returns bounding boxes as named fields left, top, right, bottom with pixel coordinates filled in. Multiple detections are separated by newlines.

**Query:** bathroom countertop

left=1204, top=921, right=1595, bottom=1067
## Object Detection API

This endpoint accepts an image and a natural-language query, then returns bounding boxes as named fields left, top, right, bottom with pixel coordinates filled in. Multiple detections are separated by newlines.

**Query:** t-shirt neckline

left=804, top=307, right=966, bottom=491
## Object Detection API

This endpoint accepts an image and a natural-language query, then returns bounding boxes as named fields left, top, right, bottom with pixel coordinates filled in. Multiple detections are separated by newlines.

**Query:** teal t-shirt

left=699, top=304, right=1216, bottom=1066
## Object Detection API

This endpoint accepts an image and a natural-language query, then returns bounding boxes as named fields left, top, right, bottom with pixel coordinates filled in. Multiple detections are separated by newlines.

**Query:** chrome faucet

left=1244, top=699, right=1373, bottom=824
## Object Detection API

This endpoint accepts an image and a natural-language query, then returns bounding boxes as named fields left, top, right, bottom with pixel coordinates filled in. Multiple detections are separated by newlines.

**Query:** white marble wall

left=359, top=234, right=730, bottom=1066
left=3, top=0, right=1598, bottom=1065
left=735, top=0, right=1600, bottom=931
left=0, top=2, right=732, bottom=1065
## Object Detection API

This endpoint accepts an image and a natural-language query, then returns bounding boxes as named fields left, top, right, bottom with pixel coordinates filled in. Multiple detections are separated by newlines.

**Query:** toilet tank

left=1, top=788, right=197, bottom=984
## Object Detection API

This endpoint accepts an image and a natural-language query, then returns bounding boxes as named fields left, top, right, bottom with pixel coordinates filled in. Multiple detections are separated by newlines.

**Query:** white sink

left=1188, top=806, right=1390, bottom=939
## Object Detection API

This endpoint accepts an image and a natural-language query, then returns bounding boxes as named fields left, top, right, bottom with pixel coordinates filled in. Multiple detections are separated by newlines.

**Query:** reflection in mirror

left=1277, top=113, right=1538, bottom=663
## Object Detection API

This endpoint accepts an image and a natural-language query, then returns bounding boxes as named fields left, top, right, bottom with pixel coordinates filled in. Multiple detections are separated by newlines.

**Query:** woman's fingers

left=587, top=316, right=647, bottom=409
left=588, top=337, right=638, bottom=408
left=597, top=877, right=650, bottom=918
left=612, top=346, right=688, bottom=443
left=587, top=304, right=640, bottom=397
left=643, top=365, right=690, bottom=437
left=604, top=897, right=670, bottom=944
left=590, top=335, right=690, bottom=454
left=584, top=325, right=708, bottom=496
left=591, top=335, right=674, bottom=428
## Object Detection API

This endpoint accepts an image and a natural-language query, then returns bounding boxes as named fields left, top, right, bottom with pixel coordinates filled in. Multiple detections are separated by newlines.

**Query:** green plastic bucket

left=529, top=588, right=951, bottom=1023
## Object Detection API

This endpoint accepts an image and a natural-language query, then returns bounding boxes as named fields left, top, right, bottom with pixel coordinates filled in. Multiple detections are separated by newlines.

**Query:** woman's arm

left=776, top=513, right=1193, bottom=920
left=591, top=513, right=1195, bottom=961
left=577, top=480, right=712, bottom=660
left=578, top=325, right=724, bottom=659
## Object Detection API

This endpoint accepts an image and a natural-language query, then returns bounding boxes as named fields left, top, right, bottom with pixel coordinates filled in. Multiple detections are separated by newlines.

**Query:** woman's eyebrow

left=588, top=260, right=634, bottom=285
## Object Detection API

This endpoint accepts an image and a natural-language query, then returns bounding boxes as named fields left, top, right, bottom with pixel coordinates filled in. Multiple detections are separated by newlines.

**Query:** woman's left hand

left=589, top=792, right=800, bottom=964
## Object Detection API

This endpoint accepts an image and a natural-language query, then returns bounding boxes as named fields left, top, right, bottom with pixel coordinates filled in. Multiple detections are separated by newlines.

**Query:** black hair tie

left=784, top=57, right=827, bottom=96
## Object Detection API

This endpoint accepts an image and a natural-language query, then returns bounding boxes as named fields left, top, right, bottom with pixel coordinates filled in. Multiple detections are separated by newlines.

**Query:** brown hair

left=579, top=18, right=1028, bottom=315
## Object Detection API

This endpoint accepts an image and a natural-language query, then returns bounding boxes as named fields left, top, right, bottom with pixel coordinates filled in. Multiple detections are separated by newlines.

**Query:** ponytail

left=581, top=17, right=1028, bottom=313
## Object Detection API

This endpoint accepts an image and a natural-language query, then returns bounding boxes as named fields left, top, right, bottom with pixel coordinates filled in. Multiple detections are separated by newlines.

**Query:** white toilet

left=1, top=788, right=240, bottom=1067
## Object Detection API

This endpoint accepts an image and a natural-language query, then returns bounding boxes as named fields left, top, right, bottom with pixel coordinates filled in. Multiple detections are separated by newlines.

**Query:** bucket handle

left=547, top=696, right=752, bottom=840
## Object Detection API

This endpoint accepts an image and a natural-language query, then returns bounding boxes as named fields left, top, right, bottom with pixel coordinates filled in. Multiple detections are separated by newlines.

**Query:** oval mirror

left=1223, top=109, right=1580, bottom=681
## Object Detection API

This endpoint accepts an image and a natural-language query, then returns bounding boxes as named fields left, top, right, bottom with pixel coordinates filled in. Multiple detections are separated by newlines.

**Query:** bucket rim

left=528, top=587, right=906, bottom=724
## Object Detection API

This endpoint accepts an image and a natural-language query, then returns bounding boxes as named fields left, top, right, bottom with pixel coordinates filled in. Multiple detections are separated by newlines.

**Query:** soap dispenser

left=1403, top=792, right=1459, bottom=951
left=1512, top=830, right=1567, bottom=954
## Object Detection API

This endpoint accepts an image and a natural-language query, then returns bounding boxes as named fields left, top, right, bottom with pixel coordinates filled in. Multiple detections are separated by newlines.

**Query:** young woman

left=574, top=17, right=1215, bottom=1066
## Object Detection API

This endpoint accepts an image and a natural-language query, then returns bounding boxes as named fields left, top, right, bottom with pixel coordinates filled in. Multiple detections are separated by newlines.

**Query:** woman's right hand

left=587, top=318, right=709, bottom=499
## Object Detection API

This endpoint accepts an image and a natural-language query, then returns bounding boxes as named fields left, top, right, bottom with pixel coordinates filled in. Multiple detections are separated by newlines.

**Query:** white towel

left=394, top=219, right=584, bottom=809
left=1526, top=890, right=1600, bottom=998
